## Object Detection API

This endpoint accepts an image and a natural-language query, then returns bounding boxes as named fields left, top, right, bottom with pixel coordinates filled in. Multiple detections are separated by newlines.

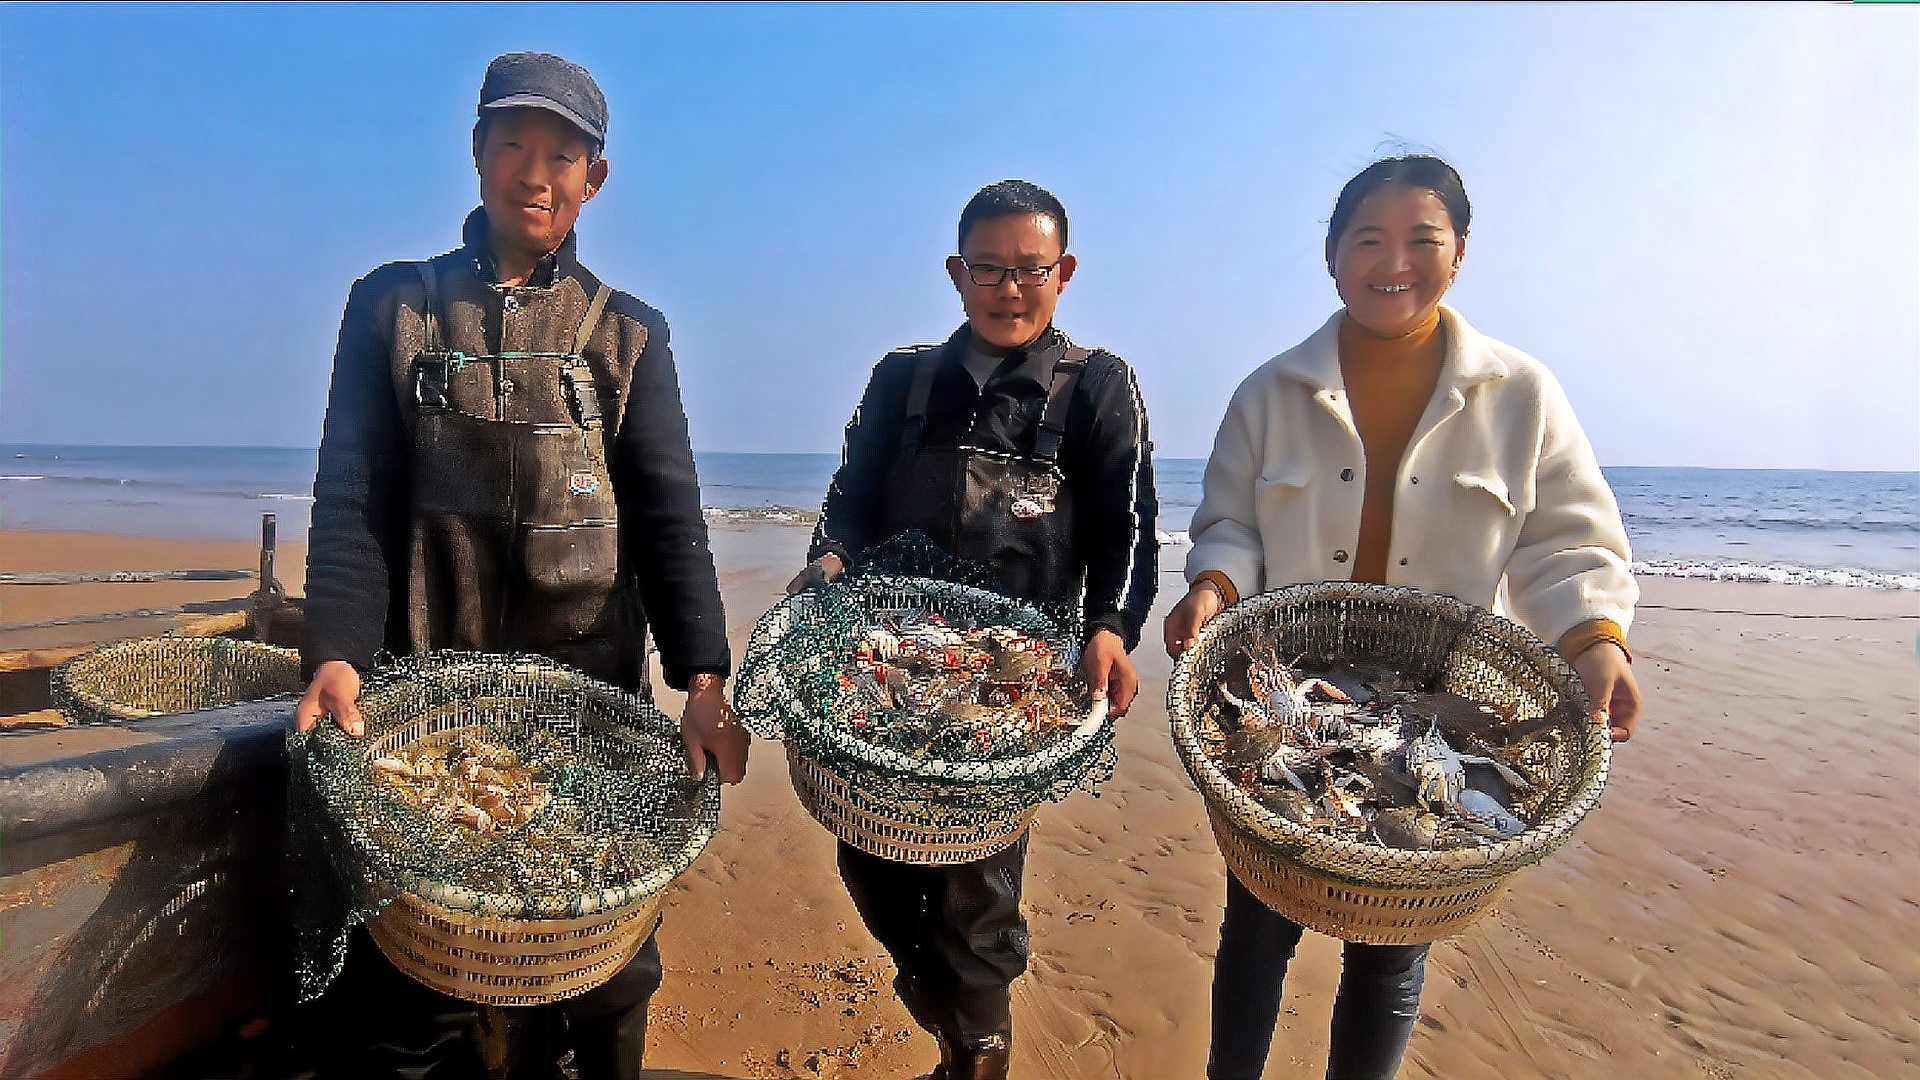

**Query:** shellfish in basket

left=838, top=608, right=1090, bottom=762
left=1206, top=642, right=1545, bottom=851
left=370, top=732, right=552, bottom=833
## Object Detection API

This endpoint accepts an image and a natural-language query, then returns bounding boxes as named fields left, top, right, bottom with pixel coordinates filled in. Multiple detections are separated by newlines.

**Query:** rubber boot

left=949, top=1034, right=1010, bottom=1080
left=927, top=1026, right=958, bottom=1080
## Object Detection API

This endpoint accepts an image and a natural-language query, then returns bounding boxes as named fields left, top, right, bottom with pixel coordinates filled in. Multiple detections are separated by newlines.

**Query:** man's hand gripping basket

left=735, top=573, right=1113, bottom=865
left=290, top=653, right=719, bottom=1005
left=1168, top=582, right=1611, bottom=944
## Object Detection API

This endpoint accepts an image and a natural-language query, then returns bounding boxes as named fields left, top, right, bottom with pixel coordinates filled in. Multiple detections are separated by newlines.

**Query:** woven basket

left=366, top=885, right=664, bottom=1007
left=332, top=657, right=716, bottom=1006
left=742, top=574, right=1111, bottom=866
left=51, top=634, right=302, bottom=724
left=1168, top=582, right=1610, bottom=944
left=786, top=746, right=1039, bottom=864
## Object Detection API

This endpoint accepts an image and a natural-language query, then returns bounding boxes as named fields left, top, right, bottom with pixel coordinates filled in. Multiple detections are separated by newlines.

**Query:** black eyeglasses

left=959, top=259, right=1061, bottom=288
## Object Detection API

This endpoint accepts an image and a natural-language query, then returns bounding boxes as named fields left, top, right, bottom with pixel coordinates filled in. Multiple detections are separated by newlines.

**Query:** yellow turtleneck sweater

left=1339, top=308, right=1447, bottom=584
left=1194, top=306, right=1630, bottom=663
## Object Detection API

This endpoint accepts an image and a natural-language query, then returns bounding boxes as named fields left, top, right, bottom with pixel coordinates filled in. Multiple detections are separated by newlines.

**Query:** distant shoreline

left=5, top=446, right=1916, bottom=589
left=7, top=443, right=1920, bottom=473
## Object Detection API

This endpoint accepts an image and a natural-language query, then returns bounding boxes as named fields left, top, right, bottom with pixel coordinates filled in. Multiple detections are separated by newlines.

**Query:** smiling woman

left=1166, top=153, right=1644, bottom=1080
left=1325, top=155, right=1471, bottom=337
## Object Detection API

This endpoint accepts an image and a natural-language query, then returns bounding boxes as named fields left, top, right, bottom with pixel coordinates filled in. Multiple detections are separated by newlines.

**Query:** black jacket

left=808, top=324, right=1159, bottom=650
left=303, top=209, right=730, bottom=689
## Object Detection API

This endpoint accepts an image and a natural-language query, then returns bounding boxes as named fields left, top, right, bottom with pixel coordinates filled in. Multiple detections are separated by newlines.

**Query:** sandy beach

left=3, top=522, right=1916, bottom=1079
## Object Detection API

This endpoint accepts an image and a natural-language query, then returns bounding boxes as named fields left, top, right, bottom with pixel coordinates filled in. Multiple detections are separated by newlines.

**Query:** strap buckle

left=560, top=365, right=603, bottom=429
left=412, top=352, right=465, bottom=409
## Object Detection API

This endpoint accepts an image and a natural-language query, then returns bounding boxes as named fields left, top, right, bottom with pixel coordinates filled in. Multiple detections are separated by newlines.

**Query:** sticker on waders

left=569, top=471, right=602, bottom=496
left=1011, top=476, right=1059, bottom=519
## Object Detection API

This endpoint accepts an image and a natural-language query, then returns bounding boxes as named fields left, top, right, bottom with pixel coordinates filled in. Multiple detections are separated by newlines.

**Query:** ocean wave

left=252, top=493, right=316, bottom=501
left=0, top=475, right=46, bottom=481
left=1622, top=511, right=1918, bottom=532
left=703, top=505, right=820, bottom=525
left=1158, top=530, right=1191, bottom=548
left=1631, top=559, right=1920, bottom=591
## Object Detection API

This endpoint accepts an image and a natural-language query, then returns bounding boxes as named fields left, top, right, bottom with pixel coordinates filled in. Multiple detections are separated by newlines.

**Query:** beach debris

left=367, top=731, right=552, bottom=833
left=1206, top=639, right=1549, bottom=851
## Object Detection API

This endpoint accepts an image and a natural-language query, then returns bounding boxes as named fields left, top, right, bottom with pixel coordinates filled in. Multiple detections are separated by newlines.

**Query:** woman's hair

left=1325, top=155, right=1471, bottom=266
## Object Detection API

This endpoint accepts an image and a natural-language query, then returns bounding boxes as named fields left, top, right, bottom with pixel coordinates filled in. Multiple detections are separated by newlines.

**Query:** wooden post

left=252, top=514, right=280, bottom=645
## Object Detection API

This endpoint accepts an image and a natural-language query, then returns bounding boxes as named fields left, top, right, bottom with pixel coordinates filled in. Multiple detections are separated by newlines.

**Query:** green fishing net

left=287, top=652, right=719, bottom=1002
left=731, top=532, right=1117, bottom=827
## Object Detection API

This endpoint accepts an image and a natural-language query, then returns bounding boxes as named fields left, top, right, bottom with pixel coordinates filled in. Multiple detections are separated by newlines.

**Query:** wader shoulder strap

left=415, top=262, right=445, bottom=353
left=897, top=348, right=942, bottom=452
left=564, top=283, right=616, bottom=472
left=411, top=263, right=452, bottom=409
left=1033, top=345, right=1093, bottom=462
left=562, top=284, right=614, bottom=430
left=571, top=283, right=613, bottom=356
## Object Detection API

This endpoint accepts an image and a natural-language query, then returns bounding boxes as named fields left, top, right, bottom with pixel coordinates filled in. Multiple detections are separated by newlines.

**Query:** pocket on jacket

left=516, top=523, right=622, bottom=640
left=1252, top=462, right=1315, bottom=559
left=1439, top=471, right=1524, bottom=585
left=1256, top=461, right=1313, bottom=496
left=1453, top=472, right=1517, bottom=516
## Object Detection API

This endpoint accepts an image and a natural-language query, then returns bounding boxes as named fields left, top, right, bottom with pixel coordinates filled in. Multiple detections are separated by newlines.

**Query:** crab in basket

left=838, top=609, right=1087, bottom=760
left=1208, top=641, right=1543, bottom=851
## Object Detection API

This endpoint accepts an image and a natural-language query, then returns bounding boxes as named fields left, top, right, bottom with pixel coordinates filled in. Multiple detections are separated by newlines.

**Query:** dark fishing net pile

left=288, top=652, right=719, bottom=1002
left=732, top=533, right=1116, bottom=825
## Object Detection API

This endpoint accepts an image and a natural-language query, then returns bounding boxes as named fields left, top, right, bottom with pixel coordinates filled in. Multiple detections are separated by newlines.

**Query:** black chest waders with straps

left=875, top=346, right=1092, bottom=613
left=403, top=261, right=649, bottom=690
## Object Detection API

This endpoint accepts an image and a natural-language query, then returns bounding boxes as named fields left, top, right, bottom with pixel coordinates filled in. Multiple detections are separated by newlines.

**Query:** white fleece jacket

left=1184, top=305, right=1637, bottom=644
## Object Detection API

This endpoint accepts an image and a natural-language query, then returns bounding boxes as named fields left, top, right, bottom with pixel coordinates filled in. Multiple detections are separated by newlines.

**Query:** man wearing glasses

left=789, top=179, right=1159, bottom=1078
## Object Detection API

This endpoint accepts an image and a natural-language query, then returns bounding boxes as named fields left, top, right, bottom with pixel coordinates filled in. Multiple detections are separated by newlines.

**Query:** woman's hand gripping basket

left=1168, top=582, right=1611, bottom=944
left=734, top=572, right=1113, bottom=865
left=289, top=653, right=719, bottom=1006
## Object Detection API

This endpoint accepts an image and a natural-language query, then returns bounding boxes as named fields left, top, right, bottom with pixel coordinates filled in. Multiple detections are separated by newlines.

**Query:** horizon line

left=3, top=442, right=1916, bottom=473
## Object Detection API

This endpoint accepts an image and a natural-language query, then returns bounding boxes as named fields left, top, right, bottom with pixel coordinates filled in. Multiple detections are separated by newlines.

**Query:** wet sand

left=5, top=524, right=1917, bottom=1078
left=0, top=531, right=307, bottom=653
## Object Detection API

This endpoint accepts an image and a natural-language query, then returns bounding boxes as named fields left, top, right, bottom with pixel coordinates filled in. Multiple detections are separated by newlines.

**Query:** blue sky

left=2, top=3, right=1915, bottom=468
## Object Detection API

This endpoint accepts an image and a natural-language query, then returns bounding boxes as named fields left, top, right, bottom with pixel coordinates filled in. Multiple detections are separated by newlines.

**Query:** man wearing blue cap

left=296, top=51, right=745, bottom=1078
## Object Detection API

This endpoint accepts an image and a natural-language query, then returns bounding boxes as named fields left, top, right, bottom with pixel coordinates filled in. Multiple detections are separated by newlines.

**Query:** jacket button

left=1399, top=557, right=1410, bottom=566
left=1340, top=468, right=1354, bottom=482
left=503, top=294, right=519, bottom=313
left=1409, top=475, right=1420, bottom=484
left=1333, top=550, right=1349, bottom=563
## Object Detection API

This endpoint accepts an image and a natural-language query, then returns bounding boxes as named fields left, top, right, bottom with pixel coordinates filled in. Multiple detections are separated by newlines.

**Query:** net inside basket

left=732, top=533, right=1117, bottom=825
left=1169, top=582, right=1610, bottom=890
left=52, top=635, right=303, bottom=724
left=289, top=652, right=719, bottom=1000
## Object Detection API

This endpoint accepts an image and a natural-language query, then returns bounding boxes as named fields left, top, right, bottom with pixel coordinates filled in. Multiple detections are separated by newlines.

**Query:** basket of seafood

left=1168, top=582, right=1610, bottom=944
left=289, top=652, right=719, bottom=1006
left=734, top=570, right=1112, bottom=865
left=52, top=634, right=302, bottom=725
